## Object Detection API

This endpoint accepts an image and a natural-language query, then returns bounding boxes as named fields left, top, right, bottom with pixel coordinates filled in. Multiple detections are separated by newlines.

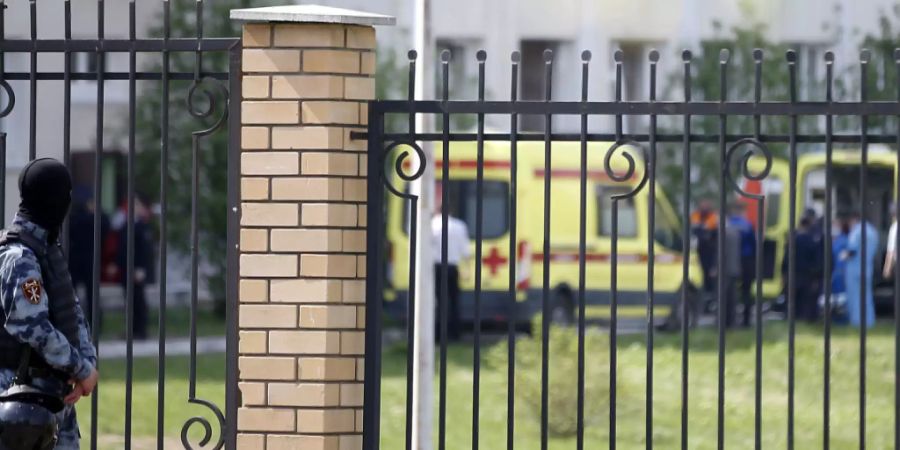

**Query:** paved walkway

left=98, top=336, right=226, bottom=359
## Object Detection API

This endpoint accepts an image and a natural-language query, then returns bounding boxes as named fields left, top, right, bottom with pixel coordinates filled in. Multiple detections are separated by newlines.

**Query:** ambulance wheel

left=550, top=287, right=575, bottom=326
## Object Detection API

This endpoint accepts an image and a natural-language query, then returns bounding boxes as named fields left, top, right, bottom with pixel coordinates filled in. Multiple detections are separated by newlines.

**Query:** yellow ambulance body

left=383, top=141, right=704, bottom=326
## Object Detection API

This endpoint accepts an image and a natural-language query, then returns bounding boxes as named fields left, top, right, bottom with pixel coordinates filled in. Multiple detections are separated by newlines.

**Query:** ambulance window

left=402, top=180, right=510, bottom=239
left=596, top=186, right=637, bottom=237
left=460, top=181, right=510, bottom=238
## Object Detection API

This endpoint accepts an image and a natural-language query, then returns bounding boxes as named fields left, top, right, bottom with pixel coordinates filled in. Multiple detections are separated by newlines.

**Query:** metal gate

left=0, top=1, right=239, bottom=449
left=363, top=46, right=900, bottom=449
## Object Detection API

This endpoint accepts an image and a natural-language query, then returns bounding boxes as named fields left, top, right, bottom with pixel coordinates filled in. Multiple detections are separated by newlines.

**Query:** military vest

left=0, top=224, right=81, bottom=379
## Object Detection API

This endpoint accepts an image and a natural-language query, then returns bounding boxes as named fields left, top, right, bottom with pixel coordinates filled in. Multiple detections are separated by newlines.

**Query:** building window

left=787, top=43, right=827, bottom=99
left=74, top=52, right=107, bottom=76
left=435, top=39, right=480, bottom=130
left=519, top=40, right=560, bottom=132
left=613, top=42, right=653, bottom=134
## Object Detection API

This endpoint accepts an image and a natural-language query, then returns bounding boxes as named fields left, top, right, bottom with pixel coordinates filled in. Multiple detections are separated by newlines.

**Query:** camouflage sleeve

left=0, top=250, right=92, bottom=381
left=74, top=298, right=97, bottom=367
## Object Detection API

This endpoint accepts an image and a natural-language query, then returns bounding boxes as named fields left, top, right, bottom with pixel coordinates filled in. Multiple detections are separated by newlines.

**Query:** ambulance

left=383, top=141, right=705, bottom=327
left=742, top=147, right=896, bottom=310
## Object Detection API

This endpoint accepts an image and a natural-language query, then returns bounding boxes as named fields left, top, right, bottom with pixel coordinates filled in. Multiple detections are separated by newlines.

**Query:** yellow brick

left=269, top=330, right=340, bottom=354
left=297, top=409, right=356, bottom=434
left=240, top=228, right=268, bottom=252
left=344, top=77, right=374, bottom=100
left=359, top=103, right=369, bottom=126
left=342, top=230, right=365, bottom=253
left=272, top=75, right=343, bottom=99
left=272, top=126, right=343, bottom=150
left=239, top=279, right=268, bottom=303
left=299, top=305, right=358, bottom=329
left=242, top=152, right=299, bottom=175
left=239, top=331, right=267, bottom=354
left=271, top=177, right=343, bottom=201
left=239, top=356, right=296, bottom=381
left=243, top=49, right=301, bottom=73
left=303, top=50, right=360, bottom=74
left=238, top=407, right=295, bottom=432
left=346, top=26, right=375, bottom=49
left=340, top=383, right=364, bottom=407
left=242, top=23, right=271, bottom=48
left=242, top=75, right=270, bottom=99
left=268, top=435, right=339, bottom=450
left=241, top=177, right=269, bottom=201
left=240, top=304, right=298, bottom=328
left=300, top=254, right=357, bottom=278
left=237, top=434, right=265, bottom=449
left=357, top=205, right=367, bottom=227
left=360, top=52, right=375, bottom=75
left=340, top=331, right=365, bottom=355
left=356, top=357, right=364, bottom=381
left=355, top=410, right=363, bottom=432
left=356, top=306, right=366, bottom=328
left=343, top=127, right=368, bottom=151
left=340, top=435, right=362, bottom=450
left=267, top=383, right=340, bottom=407
left=342, top=280, right=365, bottom=304
left=239, top=254, right=298, bottom=278
left=241, top=203, right=298, bottom=227
left=270, top=229, right=342, bottom=253
left=239, top=382, right=266, bottom=406
left=302, top=203, right=357, bottom=227
left=357, top=255, right=366, bottom=278
left=270, top=279, right=343, bottom=303
left=299, top=357, right=357, bottom=381
left=343, top=179, right=366, bottom=202
left=358, top=155, right=368, bottom=176
left=242, top=101, right=299, bottom=125
left=241, top=126, right=269, bottom=150
left=302, top=101, right=359, bottom=125
left=302, top=152, right=358, bottom=176
left=274, top=23, right=345, bottom=47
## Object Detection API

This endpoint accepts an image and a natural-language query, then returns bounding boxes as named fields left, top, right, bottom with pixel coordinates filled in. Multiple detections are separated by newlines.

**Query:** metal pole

left=411, top=0, right=434, bottom=448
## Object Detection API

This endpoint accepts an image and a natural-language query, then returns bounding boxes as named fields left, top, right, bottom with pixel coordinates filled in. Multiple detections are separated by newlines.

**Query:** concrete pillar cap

left=230, top=4, right=395, bottom=26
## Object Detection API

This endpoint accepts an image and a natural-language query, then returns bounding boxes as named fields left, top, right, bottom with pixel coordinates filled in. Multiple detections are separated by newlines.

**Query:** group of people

left=691, top=200, right=758, bottom=328
left=68, top=187, right=155, bottom=341
left=785, top=208, right=879, bottom=328
left=692, top=200, right=881, bottom=329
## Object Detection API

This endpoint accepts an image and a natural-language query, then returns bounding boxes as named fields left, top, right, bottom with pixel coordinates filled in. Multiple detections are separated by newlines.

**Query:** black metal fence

left=363, top=46, right=900, bottom=450
left=0, top=1, right=239, bottom=449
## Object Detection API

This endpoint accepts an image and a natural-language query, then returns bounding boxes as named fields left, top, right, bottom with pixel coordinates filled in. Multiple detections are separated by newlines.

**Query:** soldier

left=0, top=158, right=98, bottom=449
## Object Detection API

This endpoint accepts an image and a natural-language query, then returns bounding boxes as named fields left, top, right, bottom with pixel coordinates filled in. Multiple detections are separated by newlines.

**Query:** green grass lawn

left=72, top=323, right=897, bottom=449
left=379, top=323, right=898, bottom=449
left=76, top=354, right=226, bottom=450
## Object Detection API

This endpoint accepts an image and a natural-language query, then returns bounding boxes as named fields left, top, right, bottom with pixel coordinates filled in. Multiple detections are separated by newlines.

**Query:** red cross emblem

left=482, top=247, right=508, bottom=276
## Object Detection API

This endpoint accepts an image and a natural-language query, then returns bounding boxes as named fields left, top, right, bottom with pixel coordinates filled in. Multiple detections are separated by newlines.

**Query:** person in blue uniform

left=0, top=159, right=99, bottom=448
left=727, top=202, right=756, bottom=326
left=841, top=210, right=878, bottom=328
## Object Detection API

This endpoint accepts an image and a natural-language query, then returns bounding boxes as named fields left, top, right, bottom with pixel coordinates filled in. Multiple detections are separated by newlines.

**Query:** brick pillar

left=230, top=6, right=395, bottom=449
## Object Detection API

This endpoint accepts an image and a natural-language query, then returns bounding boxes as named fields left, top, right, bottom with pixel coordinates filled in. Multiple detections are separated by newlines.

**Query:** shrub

left=489, top=319, right=625, bottom=437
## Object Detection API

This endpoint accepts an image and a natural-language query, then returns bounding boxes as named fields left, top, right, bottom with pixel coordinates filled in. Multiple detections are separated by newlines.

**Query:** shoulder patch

left=22, top=278, right=42, bottom=304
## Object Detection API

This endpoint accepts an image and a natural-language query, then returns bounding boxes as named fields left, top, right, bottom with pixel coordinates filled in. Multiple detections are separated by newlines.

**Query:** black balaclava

left=18, top=158, right=72, bottom=241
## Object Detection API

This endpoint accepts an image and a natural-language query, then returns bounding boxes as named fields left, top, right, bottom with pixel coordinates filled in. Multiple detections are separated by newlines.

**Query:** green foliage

left=859, top=7, right=900, bottom=134
left=134, top=0, right=275, bottom=315
left=489, top=320, right=619, bottom=437
left=660, top=21, right=804, bottom=206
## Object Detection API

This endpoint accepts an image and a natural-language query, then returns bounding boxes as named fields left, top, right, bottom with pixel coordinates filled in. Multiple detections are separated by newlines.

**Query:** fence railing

left=362, top=46, right=900, bottom=450
left=0, top=1, right=240, bottom=449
